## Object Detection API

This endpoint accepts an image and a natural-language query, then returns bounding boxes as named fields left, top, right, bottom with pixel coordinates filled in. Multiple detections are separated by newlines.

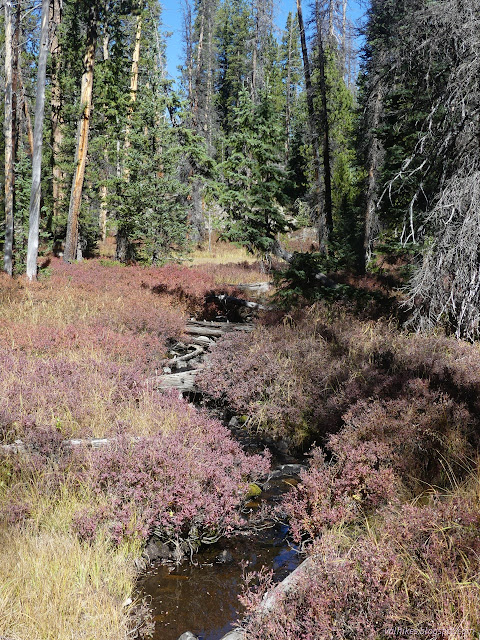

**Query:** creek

left=138, top=311, right=305, bottom=640
left=138, top=463, right=303, bottom=640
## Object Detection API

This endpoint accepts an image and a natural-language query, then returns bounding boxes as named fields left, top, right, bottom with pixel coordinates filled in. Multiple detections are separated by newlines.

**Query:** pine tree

left=219, top=87, right=290, bottom=255
left=26, top=0, right=49, bottom=280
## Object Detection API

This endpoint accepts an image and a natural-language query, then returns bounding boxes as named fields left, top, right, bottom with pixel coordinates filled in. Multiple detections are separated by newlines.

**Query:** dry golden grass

left=0, top=528, right=138, bottom=640
left=189, top=240, right=258, bottom=266
left=0, top=478, right=142, bottom=640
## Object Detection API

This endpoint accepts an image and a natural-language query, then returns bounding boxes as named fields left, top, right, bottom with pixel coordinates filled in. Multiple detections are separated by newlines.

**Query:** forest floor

left=1, top=244, right=480, bottom=639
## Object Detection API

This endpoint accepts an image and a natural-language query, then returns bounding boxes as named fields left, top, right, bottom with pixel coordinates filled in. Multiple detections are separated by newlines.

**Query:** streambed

left=138, top=477, right=302, bottom=640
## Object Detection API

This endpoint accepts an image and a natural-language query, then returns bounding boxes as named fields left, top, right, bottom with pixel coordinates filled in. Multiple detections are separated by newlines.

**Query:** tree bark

left=50, top=0, right=64, bottom=226
left=364, top=79, right=383, bottom=267
left=99, top=33, right=110, bottom=242
left=4, top=0, right=14, bottom=275
left=116, top=12, right=142, bottom=262
left=296, top=0, right=325, bottom=249
left=26, top=0, right=50, bottom=281
left=18, top=64, right=34, bottom=159
left=285, top=12, right=294, bottom=157
left=315, top=1, right=333, bottom=238
left=64, top=1, right=98, bottom=263
left=12, top=0, right=20, bottom=165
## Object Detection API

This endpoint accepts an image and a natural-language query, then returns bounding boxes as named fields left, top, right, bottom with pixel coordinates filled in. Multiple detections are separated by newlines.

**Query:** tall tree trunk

left=4, top=0, right=14, bottom=275
left=296, top=0, right=325, bottom=248
left=183, top=1, right=194, bottom=109
left=64, top=2, right=98, bottom=263
left=12, top=0, right=20, bottom=164
left=26, top=0, right=50, bottom=281
left=285, top=13, right=294, bottom=158
left=18, top=64, right=34, bottom=158
left=341, top=0, right=347, bottom=75
left=193, top=10, right=205, bottom=120
left=364, top=79, right=383, bottom=268
left=315, top=1, right=333, bottom=237
left=50, top=0, right=64, bottom=227
left=99, top=33, right=110, bottom=243
left=116, top=12, right=142, bottom=261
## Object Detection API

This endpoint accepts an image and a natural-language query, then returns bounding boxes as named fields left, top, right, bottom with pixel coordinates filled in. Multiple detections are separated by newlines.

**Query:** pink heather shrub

left=198, top=321, right=364, bottom=445
left=284, top=379, right=473, bottom=542
left=284, top=442, right=399, bottom=543
left=0, top=349, right=142, bottom=440
left=2, top=394, right=270, bottom=546
left=242, top=498, right=480, bottom=639
left=199, top=304, right=480, bottom=451
left=44, top=257, right=242, bottom=315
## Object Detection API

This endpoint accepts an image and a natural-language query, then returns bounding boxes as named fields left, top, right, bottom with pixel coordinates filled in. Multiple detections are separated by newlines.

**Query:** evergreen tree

left=219, top=87, right=290, bottom=255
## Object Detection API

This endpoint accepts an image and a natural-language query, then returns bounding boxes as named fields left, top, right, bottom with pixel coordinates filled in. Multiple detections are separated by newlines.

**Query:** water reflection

left=138, top=479, right=300, bottom=640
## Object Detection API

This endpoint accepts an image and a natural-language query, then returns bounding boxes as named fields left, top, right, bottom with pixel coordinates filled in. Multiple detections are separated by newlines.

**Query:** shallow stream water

left=138, top=477, right=301, bottom=640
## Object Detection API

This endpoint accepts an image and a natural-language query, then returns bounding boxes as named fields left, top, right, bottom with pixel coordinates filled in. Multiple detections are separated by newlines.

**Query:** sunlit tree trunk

left=116, top=12, right=142, bottom=262
left=99, top=33, right=109, bottom=242
left=4, top=0, right=14, bottom=275
left=18, top=64, right=34, bottom=158
left=64, top=2, right=98, bottom=262
left=51, top=0, right=63, bottom=226
left=26, top=0, right=50, bottom=280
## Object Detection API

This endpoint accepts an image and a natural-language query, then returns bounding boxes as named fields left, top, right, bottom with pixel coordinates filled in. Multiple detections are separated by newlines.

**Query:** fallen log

left=230, top=282, right=271, bottom=294
left=205, top=294, right=266, bottom=310
left=163, top=345, right=204, bottom=367
left=185, top=320, right=254, bottom=338
left=146, top=368, right=200, bottom=392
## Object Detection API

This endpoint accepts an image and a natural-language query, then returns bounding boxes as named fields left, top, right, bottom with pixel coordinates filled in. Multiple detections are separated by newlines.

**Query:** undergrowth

left=0, top=257, right=268, bottom=640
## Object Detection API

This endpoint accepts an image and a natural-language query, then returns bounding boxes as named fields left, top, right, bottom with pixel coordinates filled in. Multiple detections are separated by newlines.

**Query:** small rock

left=246, top=483, right=262, bottom=499
left=163, top=366, right=172, bottom=374
left=275, top=439, right=289, bottom=455
left=270, top=464, right=306, bottom=479
left=228, top=416, right=240, bottom=428
left=219, top=630, right=245, bottom=640
left=134, top=556, right=147, bottom=572
left=216, top=549, right=234, bottom=564
left=177, top=633, right=198, bottom=640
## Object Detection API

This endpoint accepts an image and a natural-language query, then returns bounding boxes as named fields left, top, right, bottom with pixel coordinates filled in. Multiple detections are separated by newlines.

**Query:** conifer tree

left=220, top=86, right=290, bottom=255
left=4, top=0, right=14, bottom=275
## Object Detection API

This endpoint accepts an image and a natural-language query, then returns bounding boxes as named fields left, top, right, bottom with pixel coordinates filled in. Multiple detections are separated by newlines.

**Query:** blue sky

left=161, top=0, right=366, bottom=82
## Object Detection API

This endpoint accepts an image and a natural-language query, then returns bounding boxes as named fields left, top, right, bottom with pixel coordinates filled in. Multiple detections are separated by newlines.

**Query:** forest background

left=1, top=0, right=479, bottom=339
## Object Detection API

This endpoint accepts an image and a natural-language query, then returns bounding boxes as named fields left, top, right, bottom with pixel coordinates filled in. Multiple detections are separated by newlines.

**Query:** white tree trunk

left=4, top=0, right=14, bottom=276
left=26, top=0, right=50, bottom=281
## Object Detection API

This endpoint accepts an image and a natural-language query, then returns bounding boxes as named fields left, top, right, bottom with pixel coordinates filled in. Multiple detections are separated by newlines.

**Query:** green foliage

left=215, top=0, right=253, bottom=133
left=219, top=87, right=291, bottom=254
left=274, top=252, right=343, bottom=306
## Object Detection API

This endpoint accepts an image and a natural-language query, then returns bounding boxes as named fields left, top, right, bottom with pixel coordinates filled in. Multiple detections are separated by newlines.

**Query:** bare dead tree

left=407, top=168, right=480, bottom=340
left=64, top=1, right=99, bottom=262
left=393, top=0, right=480, bottom=338
left=26, top=0, right=50, bottom=281
left=4, top=0, right=14, bottom=275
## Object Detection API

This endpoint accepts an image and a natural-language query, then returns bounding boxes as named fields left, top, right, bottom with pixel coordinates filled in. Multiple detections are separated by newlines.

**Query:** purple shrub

left=284, top=379, right=473, bottom=542
left=76, top=402, right=270, bottom=545
left=242, top=499, right=480, bottom=639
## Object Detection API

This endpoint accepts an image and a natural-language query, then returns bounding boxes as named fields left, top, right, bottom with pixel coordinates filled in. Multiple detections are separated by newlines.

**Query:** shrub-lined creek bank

left=138, top=472, right=302, bottom=640
left=138, top=314, right=305, bottom=640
